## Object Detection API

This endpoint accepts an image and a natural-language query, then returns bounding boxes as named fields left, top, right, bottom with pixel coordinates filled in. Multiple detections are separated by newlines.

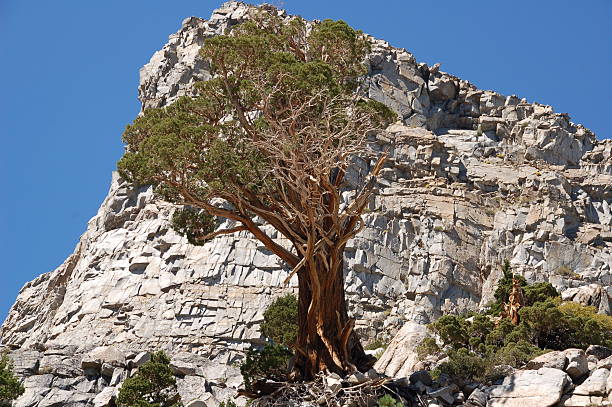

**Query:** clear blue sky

left=1, top=1, right=610, bottom=323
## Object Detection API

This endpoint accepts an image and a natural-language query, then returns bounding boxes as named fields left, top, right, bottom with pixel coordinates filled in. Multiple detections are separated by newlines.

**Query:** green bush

left=429, top=315, right=469, bottom=349
left=116, top=351, right=181, bottom=407
left=489, top=260, right=559, bottom=314
left=520, top=298, right=612, bottom=349
left=428, top=261, right=611, bottom=384
left=0, top=353, right=24, bottom=407
left=240, top=344, right=292, bottom=390
left=416, top=338, right=440, bottom=360
left=436, top=347, right=492, bottom=384
left=376, top=394, right=404, bottom=407
left=523, top=282, right=559, bottom=306
left=364, top=339, right=388, bottom=351
left=260, top=294, right=298, bottom=347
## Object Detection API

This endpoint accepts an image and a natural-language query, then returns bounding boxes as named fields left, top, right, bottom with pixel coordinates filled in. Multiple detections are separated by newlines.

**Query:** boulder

left=572, top=368, right=609, bottom=396
left=564, top=349, right=589, bottom=381
left=110, top=367, right=127, bottom=386
left=374, top=322, right=429, bottom=377
left=488, top=367, right=571, bottom=407
left=560, top=394, right=605, bottom=406
left=465, top=388, right=487, bottom=407
left=325, top=374, right=342, bottom=393
left=177, top=375, right=210, bottom=405
left=81, top=346, right=126, bottom=371
left=14, top=375, right=54, bottom=407
left=427, top=384, right=458, bottom=404
left=37, top=388, right=92, bottom=407
left=347, top=371, right=368, bottom=384
left=39, top=353, right=82, bottom=378
left=586, top=345, right=612, bottom=360
left=428, top=72, right=457, bottom=102
left=8, top=349, right=42, bottom=376
left=409, top=370, right=433, bottom=386
left=129, top=351, right=151, bottom=368
left=169, top=352, right=218, bottom=377
left=526, top=350, right=567, bottom=370
left=597, top=355, right=612, bottom=369
left=170, top=360, right=199, bottom=376
left=92, top=387, right=116, bottom=407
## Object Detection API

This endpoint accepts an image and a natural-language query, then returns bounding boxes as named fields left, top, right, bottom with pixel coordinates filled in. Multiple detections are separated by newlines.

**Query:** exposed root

left=248, top=373, right=426, bottom=407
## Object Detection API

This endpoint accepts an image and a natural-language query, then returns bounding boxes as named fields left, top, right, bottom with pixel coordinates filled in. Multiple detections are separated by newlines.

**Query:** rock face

left=1, top=1, right=611, bottom=406
left=488, top=367, right=571, bottom=407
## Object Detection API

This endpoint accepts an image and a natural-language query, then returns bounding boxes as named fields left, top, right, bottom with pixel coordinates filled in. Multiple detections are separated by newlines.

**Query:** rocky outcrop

left=2, top=2, right=611, bottom=406
left=5, top=345, right=241, bottom=407
left=485, top=349, right=612, bottom=407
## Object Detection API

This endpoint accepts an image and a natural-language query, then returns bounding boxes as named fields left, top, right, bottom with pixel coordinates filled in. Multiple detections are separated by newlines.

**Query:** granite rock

left=2, top=2, right=611, bottom=407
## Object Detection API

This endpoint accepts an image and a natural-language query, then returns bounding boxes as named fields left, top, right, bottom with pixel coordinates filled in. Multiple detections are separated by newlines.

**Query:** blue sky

left=0, top=1, right=610, bottom=323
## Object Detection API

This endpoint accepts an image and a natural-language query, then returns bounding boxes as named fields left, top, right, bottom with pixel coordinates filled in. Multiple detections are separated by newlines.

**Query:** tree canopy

left=118, top=8, right=394, bottom=379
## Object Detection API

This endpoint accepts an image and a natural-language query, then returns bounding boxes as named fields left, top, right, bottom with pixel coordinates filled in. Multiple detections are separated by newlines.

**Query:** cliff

left=1, top=2, right=611, bottom=406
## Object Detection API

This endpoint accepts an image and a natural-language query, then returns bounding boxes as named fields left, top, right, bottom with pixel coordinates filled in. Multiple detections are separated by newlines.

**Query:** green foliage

left=436, top=347, right=491, bottom=384
left=488, top=260, right=559, bottom=314
left=240, top=344, right=292, bottom=390
left=220, top=400, right=238, bottom=407
left=171, top=207, right=216, bottom=246
left=117, top=9, right=395, bottom=243
left=436, top=340, right=543, bottom=384
left=116, top=351, right=181, bottom=407
left=493, top=340, right=543, bottom=367
left=416, top=338, right=440, bottom=360
left=429, top=261, right=612, bottom=384
left=556, top=265, right=581, bottom=279
left=523, top=282, right=559, bottom=306
left=490, top=260, right=526, bottom=313
left=429, top=315, right=469, bottom=350
left=376, top=394, right=404, bottom=407
left=364, top=339, right=388, bottom=351
left=260, top=294, right=299, bottom=347
left=0, top=353, right=24, bottom=407
left=519, top=298, right=612, bottom=349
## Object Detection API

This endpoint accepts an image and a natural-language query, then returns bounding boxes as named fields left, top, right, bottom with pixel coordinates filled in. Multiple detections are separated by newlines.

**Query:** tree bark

left=293, top=256, right=375, bottom=380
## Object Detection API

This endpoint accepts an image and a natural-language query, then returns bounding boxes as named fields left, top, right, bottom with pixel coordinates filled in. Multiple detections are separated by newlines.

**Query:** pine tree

left=0, top=353, right=24, bottom=407
left=118, top=8, right=395, bottom=379
left=116, top=352, right=181, bottom=407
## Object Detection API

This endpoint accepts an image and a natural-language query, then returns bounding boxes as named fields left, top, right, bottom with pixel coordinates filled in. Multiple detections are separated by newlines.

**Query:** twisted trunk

left=293, top=255, right=375, bottom=380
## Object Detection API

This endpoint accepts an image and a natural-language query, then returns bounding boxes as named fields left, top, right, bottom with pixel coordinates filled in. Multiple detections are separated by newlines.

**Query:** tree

left=118, top=8, right=394, bottom=380
left=0, top=353, right=24, bottom=407
left=260, top=294, right=299, bottom=347
left=116, top=351, right=181, bottom=407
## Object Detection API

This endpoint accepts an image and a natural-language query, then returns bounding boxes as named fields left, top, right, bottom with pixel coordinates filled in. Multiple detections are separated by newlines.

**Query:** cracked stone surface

left=2, top=2, right=611, bottom=406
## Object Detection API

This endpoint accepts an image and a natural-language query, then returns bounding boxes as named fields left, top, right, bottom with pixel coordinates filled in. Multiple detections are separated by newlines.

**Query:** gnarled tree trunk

left=293, top=254, right=375, bottom=380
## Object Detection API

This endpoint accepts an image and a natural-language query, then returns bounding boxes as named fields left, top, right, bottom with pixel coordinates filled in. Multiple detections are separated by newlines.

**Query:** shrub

left=427, top=261, right=612, bottom=384
left=556, top=266, right=581, bottom=279
left=416, top=338, right=440, bottom=360
left=493, top=340, right=543, bottom=367
left=260, top=294, right=298, bottom=347
left=0, top=353, right=24, bottom=407
left=512, top=298, right=612, bottom=350
left=429, top=315, right=469, bottom=350
left=376, top=394, right=404, bottom=407
left=116, top=351, right=181, bottom=407
left=436, top=347, right=491, bottom=384
left=364, top=339, right=387, bottom=351
left=523, top=282, right=559, bottom=305
left=240, top=344, right=292, bottom=390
